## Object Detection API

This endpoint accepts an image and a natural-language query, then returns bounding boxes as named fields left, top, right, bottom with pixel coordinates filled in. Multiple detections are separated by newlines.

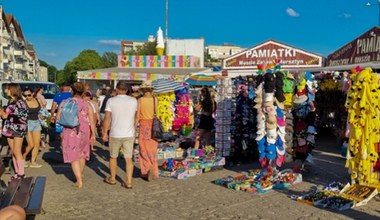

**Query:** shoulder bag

left=152, top=97, right=164, bottom=140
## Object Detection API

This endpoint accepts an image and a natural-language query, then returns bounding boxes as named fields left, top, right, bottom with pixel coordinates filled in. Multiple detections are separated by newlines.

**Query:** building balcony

left=14, top=49, right=23, bottom=56
left=14, top=63, right=23, bottom=70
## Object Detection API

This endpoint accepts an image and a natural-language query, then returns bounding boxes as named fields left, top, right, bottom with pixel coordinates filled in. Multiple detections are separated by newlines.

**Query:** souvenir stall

left=291, top=71, right=318, bottom=170
left=314, top=71, right=349, bottom=147
left=344, top=67, right=380, bottom=187
left=214, top=167, right=302, bottom=193
left=292, top=181, right=378, bottom=211
left=154, top=75, right=227, bottom=179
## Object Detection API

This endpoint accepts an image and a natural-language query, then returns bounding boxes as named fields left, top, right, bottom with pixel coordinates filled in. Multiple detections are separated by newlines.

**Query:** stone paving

left=6, top=134, right=380, bottom=220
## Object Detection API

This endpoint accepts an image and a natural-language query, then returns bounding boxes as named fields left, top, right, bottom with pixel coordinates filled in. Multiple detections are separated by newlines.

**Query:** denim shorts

left=28, top=120, right=42, bottom=132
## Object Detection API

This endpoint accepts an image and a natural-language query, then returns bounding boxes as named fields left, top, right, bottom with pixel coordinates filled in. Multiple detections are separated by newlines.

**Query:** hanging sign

left=327, top=26, right=380, bottom=66
left=222, top=40, right=323, bottom=69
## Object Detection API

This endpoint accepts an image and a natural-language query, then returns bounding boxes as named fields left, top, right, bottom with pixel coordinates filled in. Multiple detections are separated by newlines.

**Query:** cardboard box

left=339, top=184, right=378, bottom=207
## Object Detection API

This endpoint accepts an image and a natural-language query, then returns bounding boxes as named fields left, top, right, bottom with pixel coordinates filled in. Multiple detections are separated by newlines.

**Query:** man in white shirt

left=102, top=81, right=137, bottom=188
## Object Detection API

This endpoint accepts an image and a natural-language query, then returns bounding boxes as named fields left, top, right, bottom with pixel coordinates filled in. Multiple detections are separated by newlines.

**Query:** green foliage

left=61, top=50, right=105, bottom=85
left=124, top=41, right=157, bottom=55
left=102, top=51, right=118, bottom=67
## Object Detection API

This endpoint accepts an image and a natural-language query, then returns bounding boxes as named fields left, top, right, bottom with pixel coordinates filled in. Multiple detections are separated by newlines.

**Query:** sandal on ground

left=147, top=170, right=154, bottom=182
left=103, top=176, right=116, bottom=185
left=29, top=163, right=42, bottom=168
left=121, top=182, right=132, bottom=189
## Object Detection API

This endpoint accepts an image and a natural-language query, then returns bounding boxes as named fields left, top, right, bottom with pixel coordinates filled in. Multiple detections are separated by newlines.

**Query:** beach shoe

left=122, top=182, right=133, bottom=189
left=29, top=163, right=42, bottom=168
left=103, top=176, right=117, bottom=185
left=24, top=162, right=30, bottom=168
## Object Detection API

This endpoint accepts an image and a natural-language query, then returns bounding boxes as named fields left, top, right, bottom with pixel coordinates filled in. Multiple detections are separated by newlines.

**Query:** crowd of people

left=0, top=80, right=215, bottom=219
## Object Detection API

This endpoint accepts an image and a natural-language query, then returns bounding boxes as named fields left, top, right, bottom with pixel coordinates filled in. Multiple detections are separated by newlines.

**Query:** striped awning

left=152, top=78, right=186, bottom=94
left=185, top=74, right=217, bottom=86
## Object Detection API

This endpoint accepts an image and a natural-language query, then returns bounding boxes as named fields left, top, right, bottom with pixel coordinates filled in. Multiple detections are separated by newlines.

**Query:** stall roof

left=307, top=62, right=380, bottom=72
left=77, top=67, right=210, bottom=76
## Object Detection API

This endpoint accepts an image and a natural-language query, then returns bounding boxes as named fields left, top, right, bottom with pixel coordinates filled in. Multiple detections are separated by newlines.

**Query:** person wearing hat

left=135, top=80, right=159, bottom=181
left=194, top=88, right=215, bottom=149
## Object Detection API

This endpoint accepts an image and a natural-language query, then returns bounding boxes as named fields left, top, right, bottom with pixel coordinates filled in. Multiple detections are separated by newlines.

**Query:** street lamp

left=366, top=0, right=380, bottom=26
left=165, top=0, right=169, bottom=42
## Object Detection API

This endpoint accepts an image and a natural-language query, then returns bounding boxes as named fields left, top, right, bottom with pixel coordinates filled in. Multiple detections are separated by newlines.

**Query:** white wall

left=166, top=39, right=204, bottom=67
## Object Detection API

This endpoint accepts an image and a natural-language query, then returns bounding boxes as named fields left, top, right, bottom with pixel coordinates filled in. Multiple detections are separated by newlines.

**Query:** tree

left=61, top=50, right=105, bottom=84
left=124, top=42, right=157, bottom=55
left=102, top=51, right=118, bottom=67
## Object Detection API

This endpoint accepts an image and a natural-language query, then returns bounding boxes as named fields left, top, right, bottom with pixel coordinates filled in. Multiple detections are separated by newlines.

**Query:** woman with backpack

left=56, top=82, right=96, bottom=188
left=0, top=83, right=29, bottom=180
left=22, top=87, right=43, bottom=168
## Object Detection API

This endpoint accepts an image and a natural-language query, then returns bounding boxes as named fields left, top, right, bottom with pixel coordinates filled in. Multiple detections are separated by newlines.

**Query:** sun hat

left=287, top=72, right=295, bottom=80
left=275, top=98, right=285, bottom=109
left=265, top=144, right=277, bottom=160
left=264, top=73, right=276, bottom=93
left=297, top=138, right=307, bottom=146
left=140, top=80, right=154, bottom=89
left=276, top=138, right=285, bottom=156
left=285, top=125, right=294, bottom=133
left=277, top=125, right=286, bottom=134
left=277, top=117, right=286, bottom=127
left=276, top=106, right=284, bottom=118
left=275, top=90, right=286, bottom=103
left=307, top=125, right=317, bottom=134
left=264, top=92, right=274, bottom=102
left=293, top=94, right=308, bottom=104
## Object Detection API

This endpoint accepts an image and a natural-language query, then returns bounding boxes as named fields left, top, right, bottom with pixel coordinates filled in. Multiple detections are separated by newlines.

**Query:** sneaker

left=24, top=162, right=30, bottom=168
left=29, top=163, right=42, bottom=168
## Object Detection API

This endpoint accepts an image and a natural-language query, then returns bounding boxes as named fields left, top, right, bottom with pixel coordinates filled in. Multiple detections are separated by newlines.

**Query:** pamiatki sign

left=327, top=27, right=380, bottom=66
left=222, top=40, right=323, bottom=70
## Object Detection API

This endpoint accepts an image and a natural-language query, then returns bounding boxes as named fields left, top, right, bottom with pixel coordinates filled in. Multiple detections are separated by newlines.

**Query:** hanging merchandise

left=155, top=91, right=176, bottom=132
left=230, top=75, right=258, bottom=163
left=172, top=86, right=193, bottom=136
left=255, top=61, right=287, bottom=168
left=292, top=71, right=317, bottom=170
left=344, top=67, right=380, bottom=186
left=215, top=77, right=233, bottom=157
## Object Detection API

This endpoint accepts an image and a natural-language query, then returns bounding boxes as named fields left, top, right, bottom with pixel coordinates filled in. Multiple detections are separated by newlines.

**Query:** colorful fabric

left=61, top=98, right=91, bottom=163
left=2, top=99, right=28, bottom=138
left=138, top=119, right=159, bottom=177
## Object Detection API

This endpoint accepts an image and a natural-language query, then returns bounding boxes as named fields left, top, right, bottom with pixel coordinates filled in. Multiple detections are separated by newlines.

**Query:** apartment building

left=206, top=44, right=246, bottom=60
left=0, top=5, right=39, bottom=81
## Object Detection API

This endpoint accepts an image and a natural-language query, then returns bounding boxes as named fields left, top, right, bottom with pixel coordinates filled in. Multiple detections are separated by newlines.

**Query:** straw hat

left=140, top=80, right=153, bottom=89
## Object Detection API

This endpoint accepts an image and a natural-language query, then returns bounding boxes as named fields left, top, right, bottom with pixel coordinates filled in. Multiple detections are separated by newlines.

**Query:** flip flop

left=122, top=182, right=132, bottom=189
left=103, top=176, right=116, bottom=185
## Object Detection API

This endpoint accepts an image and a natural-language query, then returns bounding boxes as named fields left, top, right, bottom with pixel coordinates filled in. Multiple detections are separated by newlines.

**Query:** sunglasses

left=23, top=94, right=32, bottom=97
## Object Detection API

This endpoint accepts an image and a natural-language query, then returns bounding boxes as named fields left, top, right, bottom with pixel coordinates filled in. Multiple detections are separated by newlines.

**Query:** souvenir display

left=293, top=182, right=378, bottom=210
left=214, top=167, right=302, bottom=193
left=230, top=75, right=258, bottom=162
left=159, top=147, right=225, bottom=180
left=215, top=77, right=233, bottom=157
left=344, top=67, right=380, bottom=185
left=292, top=71, right=317, bottom=170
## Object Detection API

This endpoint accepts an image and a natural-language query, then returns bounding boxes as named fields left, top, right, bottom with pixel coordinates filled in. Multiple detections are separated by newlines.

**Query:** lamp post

left=165, top=0, right=169, bottom=42
left=366, top=0, right=380, bottom=26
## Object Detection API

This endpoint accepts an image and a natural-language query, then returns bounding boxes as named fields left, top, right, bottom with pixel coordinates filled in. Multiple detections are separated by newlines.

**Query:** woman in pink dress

left=56, top=82, right=96, bottom=188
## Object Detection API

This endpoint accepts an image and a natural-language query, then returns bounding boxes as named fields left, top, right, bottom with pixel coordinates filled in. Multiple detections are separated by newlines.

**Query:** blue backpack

left=57, top=98, right=79, bottom=128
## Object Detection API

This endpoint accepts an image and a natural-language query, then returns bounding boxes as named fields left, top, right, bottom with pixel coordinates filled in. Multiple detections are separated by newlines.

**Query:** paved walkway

left=7, top=133, right=380, bottom=220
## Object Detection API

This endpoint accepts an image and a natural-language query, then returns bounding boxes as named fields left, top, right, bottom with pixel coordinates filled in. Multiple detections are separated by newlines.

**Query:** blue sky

left=1, top=0, right=378, bottom=69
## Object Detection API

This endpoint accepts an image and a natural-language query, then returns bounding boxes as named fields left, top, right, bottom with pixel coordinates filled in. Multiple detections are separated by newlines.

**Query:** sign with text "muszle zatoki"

left=327, top=26, right=380, bottom=66
left=222, top=40, right=323, bottom=69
